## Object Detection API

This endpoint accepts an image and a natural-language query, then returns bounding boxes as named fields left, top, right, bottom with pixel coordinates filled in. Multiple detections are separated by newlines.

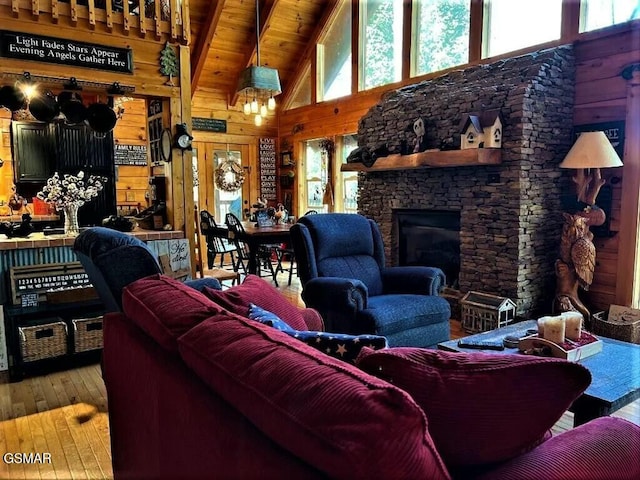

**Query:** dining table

left=216, top=221, right=292, bottom=276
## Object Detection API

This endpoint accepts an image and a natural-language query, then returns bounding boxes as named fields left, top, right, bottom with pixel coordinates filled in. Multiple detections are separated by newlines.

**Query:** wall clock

left=160, top=128, right=173, bottom=162
left=174, top=123, right=193, bottom=150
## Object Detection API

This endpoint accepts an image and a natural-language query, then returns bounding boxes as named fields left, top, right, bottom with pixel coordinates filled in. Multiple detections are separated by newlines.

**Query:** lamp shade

left=236, top=66, right=282, bottom=96
left=559, top=131, right=623, bottom=169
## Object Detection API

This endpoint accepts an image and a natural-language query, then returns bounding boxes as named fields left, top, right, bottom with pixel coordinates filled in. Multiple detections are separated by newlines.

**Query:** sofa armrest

left=381, top=267, right=446, bottom=296
left=473, top=417, right=640, bottom=480
left=300, top=308, right=324, bottom=332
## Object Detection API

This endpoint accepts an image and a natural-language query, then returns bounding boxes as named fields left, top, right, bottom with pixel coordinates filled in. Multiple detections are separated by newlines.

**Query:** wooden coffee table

left=438, top=320, right=640, bottom=426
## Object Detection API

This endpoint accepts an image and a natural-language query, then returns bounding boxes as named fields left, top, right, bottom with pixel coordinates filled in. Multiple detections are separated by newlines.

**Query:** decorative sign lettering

left=192, top=117, right=227, bottom=132
left=574, top=121, right=625, bottom=159
left=15, top=272, right=91, bottom=293
left=115, top=144, right=148, bottom=166
left=21, top=292, right=39, bottom=308
left=0, top=30, right=133, bottom=73
left=259, top=137, right=277, bottom=201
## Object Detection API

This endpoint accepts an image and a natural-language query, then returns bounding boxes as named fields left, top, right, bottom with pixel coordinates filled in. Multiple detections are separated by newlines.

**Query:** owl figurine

left=554, top=213, right=595, bottom=322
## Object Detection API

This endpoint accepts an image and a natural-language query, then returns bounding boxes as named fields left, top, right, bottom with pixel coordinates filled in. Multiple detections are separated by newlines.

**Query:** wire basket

left=19, top=320, right=67, bottom=362
left=72, top=316, right=104, bottom=353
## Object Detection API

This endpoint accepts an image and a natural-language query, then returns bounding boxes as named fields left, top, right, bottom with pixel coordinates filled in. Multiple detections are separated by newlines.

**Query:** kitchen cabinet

left=11, top=122, right=56, bottom=182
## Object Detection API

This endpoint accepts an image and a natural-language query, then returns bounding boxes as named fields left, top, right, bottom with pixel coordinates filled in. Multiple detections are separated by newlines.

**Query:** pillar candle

left=537, top=316, right=553, bottom=337
left=561, top=311, right=583, bottom=341
left=543, top=316, right=565, bottom=344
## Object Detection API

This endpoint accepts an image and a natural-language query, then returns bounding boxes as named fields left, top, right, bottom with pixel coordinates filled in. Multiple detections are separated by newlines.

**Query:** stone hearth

left=356, top=46, right=575, bottom=316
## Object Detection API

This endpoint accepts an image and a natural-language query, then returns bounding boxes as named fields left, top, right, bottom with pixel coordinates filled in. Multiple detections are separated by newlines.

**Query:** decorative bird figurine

left=554, top=213, right=595, bottom=322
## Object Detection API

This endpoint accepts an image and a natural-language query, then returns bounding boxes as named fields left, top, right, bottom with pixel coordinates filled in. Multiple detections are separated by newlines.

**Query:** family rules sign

left=0, top=31, right=133, bottom=73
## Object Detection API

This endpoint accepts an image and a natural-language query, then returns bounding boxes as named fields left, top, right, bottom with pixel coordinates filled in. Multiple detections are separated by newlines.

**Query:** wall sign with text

left=192, top=117, right=227, bottom=132
left=115, top=144, right=148, bottom=166
left=0, top=30, right=133, bottom=73
left=574, top=121, right=625, bottom=159
left=259, top=138, right=277, bottom=201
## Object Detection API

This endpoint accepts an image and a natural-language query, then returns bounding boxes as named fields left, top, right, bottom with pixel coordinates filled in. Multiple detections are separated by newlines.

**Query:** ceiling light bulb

left=254, top=114, right=263, bottom=126
left=243, top=101, right=251, bottom=115
left=250, top=98, right=259, bottom=114
left=260, top=103, right=268, bottom=117
left=267, top=96, right=276, bottom=110
left=20, top=83, right=37, bottom=100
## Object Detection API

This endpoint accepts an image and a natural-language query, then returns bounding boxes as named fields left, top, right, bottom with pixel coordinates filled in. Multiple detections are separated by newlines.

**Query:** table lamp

left=559, top=131, right=623, bottom=226
left=554, top=131, right=623, bottom=324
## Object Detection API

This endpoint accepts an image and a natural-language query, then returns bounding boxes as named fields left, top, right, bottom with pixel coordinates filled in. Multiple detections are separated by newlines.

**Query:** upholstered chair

left=290, top=213, right=451, bottom=347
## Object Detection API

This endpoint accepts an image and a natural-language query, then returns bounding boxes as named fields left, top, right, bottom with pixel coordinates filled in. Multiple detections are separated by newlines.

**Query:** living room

left=1, top=1, right=639, bottom=479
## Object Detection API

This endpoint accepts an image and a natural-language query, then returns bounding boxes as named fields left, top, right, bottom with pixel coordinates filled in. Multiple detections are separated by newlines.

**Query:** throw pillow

left=178, top=315, right=449, bottom=479
left=248, top=304, right=388, bottom=364
left=203, top=274, right=307, bottom=331
left=356, top=347, right=592, bottom=469
left=248, top=303, right=296, bottom=333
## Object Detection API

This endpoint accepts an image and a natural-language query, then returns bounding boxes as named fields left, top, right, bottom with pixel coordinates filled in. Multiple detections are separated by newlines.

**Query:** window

left=412, top=0, right=470, bottom=77
left=340, top=134, right=359, bottom=213
left=318, top=1, right=352, bottom=101
left=303, top=140, right=328, bottom=214
left=483, top=0, right=562, bottom=58
left=580, top=0, right=640, bottom=32
left=360, top=0, right=404, bottom=90
left=286, top=63, right=312, bottom=110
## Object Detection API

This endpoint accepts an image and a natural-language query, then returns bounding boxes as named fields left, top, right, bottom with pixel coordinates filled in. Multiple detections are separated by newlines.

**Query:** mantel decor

left=36, top=171, right=108, bottom=236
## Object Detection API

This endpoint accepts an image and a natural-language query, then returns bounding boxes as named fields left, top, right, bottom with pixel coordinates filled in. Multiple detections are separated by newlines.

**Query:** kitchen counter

left=0, top=229, right=185, bottom=251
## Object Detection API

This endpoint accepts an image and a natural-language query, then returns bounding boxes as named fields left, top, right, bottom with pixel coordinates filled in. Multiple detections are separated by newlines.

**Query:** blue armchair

left=290, top=213, right=451, bottom=347
left=74, top=227, right=220, bottom=312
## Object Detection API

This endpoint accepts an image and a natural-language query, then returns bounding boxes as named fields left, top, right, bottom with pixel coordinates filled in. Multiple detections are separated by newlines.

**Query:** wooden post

left=123, top=0, right=130, bottom=32
left=31, top=0, right=39, bottom=17
left=88, top=0, right=95, bottom=27
left=155, top=0, right=162, bottom=39
left=12, top=0, right=19, bottom=16
left=616, top=64, right=640, bottom=307
left=171, top=0, right=179, bottom=40
left=70, top=0, right=78, bottom=23
left=51, top=0, right=59, bottom=22
left=105, top=0, right=113, bottom=29
left=182, top=0, right=191, bottom=44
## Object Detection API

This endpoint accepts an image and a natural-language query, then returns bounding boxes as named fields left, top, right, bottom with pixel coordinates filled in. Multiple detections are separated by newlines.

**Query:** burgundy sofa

left=103, top=274, right=640, bottom=480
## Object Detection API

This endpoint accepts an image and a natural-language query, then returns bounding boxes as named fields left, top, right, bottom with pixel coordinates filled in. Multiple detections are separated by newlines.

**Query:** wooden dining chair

left=199, top=209, right=237, bottom=270
left=225, top=212, right=279, bottom=286
left=275, top=210, right=318, bottom=285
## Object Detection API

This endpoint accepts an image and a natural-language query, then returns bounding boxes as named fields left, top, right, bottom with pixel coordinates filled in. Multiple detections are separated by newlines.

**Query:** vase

left=63, top=203, right=81, bottom=236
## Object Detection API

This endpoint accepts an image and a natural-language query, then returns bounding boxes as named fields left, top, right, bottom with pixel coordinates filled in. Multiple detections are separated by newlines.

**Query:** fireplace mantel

left=340, top=148, right=501, bottom=172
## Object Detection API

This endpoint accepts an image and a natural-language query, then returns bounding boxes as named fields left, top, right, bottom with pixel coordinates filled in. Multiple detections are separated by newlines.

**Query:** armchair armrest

left=301, top=277, right=369, bottom=333
left=381, top=266, right=446, bottom=296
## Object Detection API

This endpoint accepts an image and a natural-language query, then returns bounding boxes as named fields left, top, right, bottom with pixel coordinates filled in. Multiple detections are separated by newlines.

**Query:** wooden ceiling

left=188, top=0, right=333, bottom=105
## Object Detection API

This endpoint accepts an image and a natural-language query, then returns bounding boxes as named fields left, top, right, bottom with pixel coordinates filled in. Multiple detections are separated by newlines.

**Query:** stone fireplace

left=356, top=46, right=576, bottom=317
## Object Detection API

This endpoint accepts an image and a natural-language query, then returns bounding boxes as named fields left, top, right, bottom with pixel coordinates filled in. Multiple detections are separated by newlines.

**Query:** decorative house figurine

left=412, top=117, right=428, bottom=153
left=460, top=109, right=503, bottom=149
left=461, top=291, right=516, bottom=333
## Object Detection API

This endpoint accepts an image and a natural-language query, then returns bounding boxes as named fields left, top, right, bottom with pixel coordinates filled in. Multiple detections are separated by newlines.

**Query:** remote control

left=457, top=339, right=505, bottom=350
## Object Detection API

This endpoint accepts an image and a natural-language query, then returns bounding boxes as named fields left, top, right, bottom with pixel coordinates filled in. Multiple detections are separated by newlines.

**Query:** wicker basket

left=72, top=316, right=104, bottom=353
left=18, top=320, right=67, bottom=362
left=592, top=311, right=640, bottom=344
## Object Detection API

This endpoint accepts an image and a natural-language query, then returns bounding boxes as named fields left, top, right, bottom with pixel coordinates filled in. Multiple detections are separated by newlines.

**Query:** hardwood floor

left=0, top=266, right=638, bottom=479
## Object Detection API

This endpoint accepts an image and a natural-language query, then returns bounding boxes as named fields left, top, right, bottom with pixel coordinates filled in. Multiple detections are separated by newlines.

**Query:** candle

left=537, top=316, right=553, bottom=337
left=543, top=316, right=565, bottom=344
left=562, top=311, right=583, bottom=341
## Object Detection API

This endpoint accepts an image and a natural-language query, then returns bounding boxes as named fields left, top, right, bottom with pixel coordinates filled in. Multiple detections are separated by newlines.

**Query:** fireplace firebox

left=395, top=209, right=461, bottom=288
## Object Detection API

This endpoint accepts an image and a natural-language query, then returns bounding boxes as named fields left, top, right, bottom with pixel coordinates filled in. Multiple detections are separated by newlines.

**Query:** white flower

left=36, top=171, right=108, bottom=211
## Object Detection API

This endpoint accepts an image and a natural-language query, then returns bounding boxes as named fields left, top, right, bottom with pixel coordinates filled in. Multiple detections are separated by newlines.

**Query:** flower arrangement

left=37, top=171, right=108, bottom=210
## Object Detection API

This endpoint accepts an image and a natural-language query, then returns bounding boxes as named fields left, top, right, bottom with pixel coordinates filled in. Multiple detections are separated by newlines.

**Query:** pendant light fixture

left=236, top=0, right=281, bottom=126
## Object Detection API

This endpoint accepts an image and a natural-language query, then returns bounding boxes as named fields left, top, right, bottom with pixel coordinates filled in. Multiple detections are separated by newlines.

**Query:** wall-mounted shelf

left=340, top=148, right=502, bottom=172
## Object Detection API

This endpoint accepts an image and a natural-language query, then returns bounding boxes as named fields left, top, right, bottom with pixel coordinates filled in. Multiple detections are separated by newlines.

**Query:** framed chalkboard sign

left=192, top=117, right=227, bottom=132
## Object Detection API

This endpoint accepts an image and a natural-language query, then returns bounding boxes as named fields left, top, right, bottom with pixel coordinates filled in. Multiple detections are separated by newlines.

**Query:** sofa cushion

left=177, top=315, right=450, bottom=480
left=122, top=274, right=227, bottom=352
left=203, top=274, right=307, bottom=330
left=356, top=347, right=592, bottom=469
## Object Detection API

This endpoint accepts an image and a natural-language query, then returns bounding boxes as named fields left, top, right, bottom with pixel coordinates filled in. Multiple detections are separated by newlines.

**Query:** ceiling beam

left=229, top=0, right=280, bottom=107
left=280, top=0, right=341, bottom=110
left=190, top=0, right=227, bottom=97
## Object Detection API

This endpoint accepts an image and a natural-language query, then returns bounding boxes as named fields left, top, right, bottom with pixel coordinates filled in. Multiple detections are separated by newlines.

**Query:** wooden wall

left=573, top=24, right=640, bottom=310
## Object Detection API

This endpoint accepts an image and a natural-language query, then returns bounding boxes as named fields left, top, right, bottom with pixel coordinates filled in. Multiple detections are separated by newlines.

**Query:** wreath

left=215, top=159, right=246, bottom=192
